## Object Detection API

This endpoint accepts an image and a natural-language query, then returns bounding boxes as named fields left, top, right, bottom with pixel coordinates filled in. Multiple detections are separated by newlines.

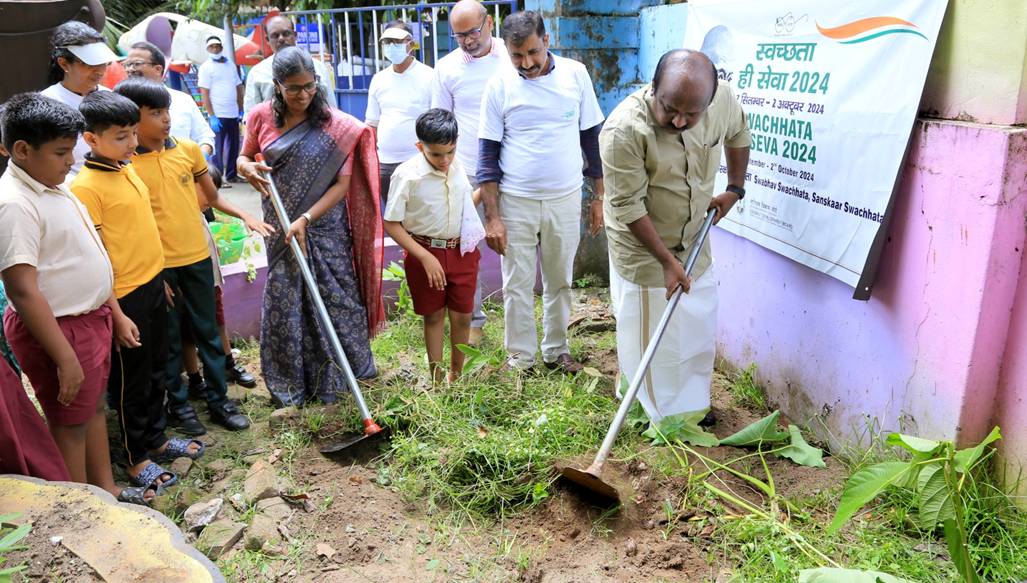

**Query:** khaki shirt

left=0, top=162, right=113, bottom=317
left=600, top=82, right=751, bottom=286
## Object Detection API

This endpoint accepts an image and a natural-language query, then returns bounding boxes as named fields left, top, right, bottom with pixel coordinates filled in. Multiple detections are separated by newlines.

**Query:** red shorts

left=3, top=306, right=112, bottom=426
left=405, top=244, right=480, bottom=316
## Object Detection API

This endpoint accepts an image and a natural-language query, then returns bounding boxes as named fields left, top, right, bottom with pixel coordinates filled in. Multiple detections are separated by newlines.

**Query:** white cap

left=381, top=27, right=412, bottom=42
left=62, top=42, right=119, bottom=66
left=206, top=36, right=223, bottom=48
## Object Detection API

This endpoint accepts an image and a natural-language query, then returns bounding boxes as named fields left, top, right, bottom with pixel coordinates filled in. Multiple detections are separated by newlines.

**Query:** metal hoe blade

left=257, top=154, right=385, bottom=457
left=559, top=209, right=718, bottom=504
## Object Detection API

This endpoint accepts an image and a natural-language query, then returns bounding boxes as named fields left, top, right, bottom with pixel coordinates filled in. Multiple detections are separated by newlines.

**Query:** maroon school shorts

left=3, top=305, right=112, bottom=426
left=405, top=242, right=480, bottom=316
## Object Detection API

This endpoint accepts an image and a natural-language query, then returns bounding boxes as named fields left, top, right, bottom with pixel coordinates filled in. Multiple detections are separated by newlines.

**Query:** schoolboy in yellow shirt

left=73, top=90, right=210, bottom=492
left=115, top=78, right=272, bottom=435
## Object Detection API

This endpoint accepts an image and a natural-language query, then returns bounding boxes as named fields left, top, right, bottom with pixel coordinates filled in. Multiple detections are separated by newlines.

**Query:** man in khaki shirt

left=600, top=49, right=751, bottom=425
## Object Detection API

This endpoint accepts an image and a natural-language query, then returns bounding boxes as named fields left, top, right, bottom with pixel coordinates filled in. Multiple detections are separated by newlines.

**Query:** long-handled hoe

left=558, top=209, right=717, bottom=504
left=256, top=154, right=386, bottom=456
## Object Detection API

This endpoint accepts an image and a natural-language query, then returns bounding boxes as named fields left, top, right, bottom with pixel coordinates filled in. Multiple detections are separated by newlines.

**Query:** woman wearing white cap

left=41, top=20, right=120, bottom=180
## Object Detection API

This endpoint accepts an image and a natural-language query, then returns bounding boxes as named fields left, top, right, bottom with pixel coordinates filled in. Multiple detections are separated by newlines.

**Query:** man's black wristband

left=726, top=184, right=746, bottom=200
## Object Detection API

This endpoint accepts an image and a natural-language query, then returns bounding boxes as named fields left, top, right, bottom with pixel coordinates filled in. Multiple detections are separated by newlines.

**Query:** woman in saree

left=237, top=46, right=384, bottom=407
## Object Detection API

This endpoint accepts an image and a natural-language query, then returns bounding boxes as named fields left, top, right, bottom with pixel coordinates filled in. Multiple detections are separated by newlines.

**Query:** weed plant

left=370, top=306, right=639, bottom=519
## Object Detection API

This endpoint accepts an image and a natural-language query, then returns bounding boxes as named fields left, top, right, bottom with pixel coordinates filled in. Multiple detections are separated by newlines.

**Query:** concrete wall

left=920, top=0, right=1027, bottom=125
left=713, top=123, right=1027, bottom=447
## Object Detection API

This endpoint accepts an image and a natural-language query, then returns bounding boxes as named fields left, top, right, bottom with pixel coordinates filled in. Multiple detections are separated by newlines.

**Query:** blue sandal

left=118, top=483, right=159, bottom=507
left=130, top=461, right=178, bottom=491
left=151, top=437, right=205, bottom=465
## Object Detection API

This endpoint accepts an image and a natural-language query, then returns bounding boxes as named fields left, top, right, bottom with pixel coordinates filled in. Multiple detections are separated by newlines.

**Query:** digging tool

left=558, top=208, right=718, bottom=504
left=255, top=154, right=385, bottom=455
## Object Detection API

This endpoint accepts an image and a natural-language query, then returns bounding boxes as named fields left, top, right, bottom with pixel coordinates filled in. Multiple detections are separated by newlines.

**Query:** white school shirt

left=430, top=38, right=510, bottom=177
left=0, top=162, right=113, bottom=317
left=365, top=60, right=434, bottom=164
left=479, top=54, right=604, bottom=199
left=383, top=155, right=471, bottom=240
left=197, top=56, right=242, bottom=118
left=40, top=83, right=110, bottom=181
left=169, top=88, right=216, bottom=152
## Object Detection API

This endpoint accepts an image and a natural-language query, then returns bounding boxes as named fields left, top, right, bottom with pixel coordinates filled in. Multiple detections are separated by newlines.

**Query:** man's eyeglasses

left=123, top=59, right=156, bottom=69
left=276, top=78, right=320, bottom=96
left=450, top=16, right=487, bottom=40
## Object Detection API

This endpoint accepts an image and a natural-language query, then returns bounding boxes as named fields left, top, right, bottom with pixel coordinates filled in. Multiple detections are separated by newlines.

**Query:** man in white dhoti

left=599, top=49, right=751, bottom=424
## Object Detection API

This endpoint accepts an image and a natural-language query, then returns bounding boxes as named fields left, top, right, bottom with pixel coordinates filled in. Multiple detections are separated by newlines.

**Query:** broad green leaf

left=828, top=461, right=912, bottom=533
left=719, top=410, right=789, bottom=447
left=915, top=465, right=954, bottom=530
left=643, top=411, right=719, bottom=447
left=777, top=425, right=827, bottom=468
left=0, top=523, right=30, bottom=551
left=885, top=432, right=942, bottom=456
left=0, top=514, right=20, bottom=523
left=953, top=426, right=1002, bottom=473
left=943, top=518, right=981, bottom=583
left=798, top=567, right=915, bottom=583
left=625, top=400, right=649, bottom=429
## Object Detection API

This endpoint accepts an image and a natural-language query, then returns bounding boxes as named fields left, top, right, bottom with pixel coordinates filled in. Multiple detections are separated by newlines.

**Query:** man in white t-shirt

left=365, top=21, right=433, bottom=207
left=243, top=14, right=334, bottom=113
left=124, top=41, right=215, bottom=157
left=478, top=11, right=605, bottom=372
left=197, top=36, right=244, bottom=182
left=430, top=0, right=510, bottom=343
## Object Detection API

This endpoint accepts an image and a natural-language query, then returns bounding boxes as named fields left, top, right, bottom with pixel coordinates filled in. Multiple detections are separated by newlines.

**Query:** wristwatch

left=300, top=212, right=313, bottom=225
left=726, top=184, right=746, bottom=200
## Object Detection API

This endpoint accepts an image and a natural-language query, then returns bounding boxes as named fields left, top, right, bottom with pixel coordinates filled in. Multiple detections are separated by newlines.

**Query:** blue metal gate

left=278, top=1, right=518, bottom=119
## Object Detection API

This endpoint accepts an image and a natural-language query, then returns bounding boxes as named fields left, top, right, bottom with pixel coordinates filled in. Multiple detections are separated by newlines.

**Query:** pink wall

left=714, top=120, right=1027, bottom=449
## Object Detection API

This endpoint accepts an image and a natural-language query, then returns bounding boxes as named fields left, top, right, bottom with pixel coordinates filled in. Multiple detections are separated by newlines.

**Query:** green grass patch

left=369, top=304, right=642, bottom=519
left=728, top=364, right=768, bottom=412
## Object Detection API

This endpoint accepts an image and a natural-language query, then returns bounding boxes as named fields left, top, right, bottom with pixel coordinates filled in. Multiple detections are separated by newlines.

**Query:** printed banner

left=684, top=0, right=947, bottom=296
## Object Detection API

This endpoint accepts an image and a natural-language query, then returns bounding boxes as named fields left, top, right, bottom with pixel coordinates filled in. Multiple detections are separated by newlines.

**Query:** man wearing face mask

left=365, top=21, right=434, bottom=206
left=243, top=14, right=334, bottom=113
left=197, top=36, right=244, bottom=183
left=478, top=11, right=605, bottom=373
left=600, top=49, right=751, bottom=426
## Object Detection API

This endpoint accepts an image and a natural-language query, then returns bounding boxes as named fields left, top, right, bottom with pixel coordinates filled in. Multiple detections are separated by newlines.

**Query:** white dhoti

left=609, top=262, right=718, bottom=424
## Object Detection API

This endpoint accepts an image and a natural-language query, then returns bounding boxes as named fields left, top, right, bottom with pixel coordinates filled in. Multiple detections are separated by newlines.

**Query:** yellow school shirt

left=131, top=137, right=211, bottom=268
left=71, top=156, right=165, bottom=298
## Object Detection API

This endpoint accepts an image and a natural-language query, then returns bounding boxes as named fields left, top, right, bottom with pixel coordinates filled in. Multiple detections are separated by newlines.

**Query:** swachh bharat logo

left=816, top=16, right=928, bottom=44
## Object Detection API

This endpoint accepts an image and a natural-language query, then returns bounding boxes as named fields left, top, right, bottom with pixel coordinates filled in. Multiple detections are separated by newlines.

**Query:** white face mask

left=383, top=43, right=410, bottom=64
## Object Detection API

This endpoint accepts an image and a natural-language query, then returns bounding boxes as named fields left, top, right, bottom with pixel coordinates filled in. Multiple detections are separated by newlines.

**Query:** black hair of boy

left=113, top=77, right=171, bottom=110
left=79, top=91, right=140, bottom=134
left=1, top=93, right=84, bottom=152
left=415, top=108, right=459, bottom=145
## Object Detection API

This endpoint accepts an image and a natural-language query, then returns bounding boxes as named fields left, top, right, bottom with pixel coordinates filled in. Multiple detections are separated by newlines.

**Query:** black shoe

left=208, top=400, right=250, bottom=431
left=226, top=363, right=257, bottom=388
left=187, top=374, right=207, bottom=400
left=699, top=410, right=717, bottom=428
left=166, top=403, right=207, bottom=436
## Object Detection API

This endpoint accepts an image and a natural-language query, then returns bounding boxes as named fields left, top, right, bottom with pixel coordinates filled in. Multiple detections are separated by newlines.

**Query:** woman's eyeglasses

left=277, top=78, right=319, bottom=96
